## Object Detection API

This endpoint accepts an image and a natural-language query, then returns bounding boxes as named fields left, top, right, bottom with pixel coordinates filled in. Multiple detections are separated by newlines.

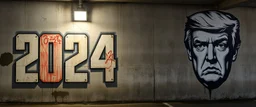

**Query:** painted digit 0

left=40, top=34, right=63, bottom=82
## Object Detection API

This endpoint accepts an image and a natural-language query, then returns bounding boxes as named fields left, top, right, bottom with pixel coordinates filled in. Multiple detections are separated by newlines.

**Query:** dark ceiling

left=3, top=0, right=256, bottom=9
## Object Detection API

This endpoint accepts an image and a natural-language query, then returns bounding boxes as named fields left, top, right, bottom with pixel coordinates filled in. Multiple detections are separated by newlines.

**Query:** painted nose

left=207, top=43, right=215, bottom=60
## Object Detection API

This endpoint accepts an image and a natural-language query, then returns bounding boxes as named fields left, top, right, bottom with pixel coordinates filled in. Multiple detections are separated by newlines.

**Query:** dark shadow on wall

left=63, top=82, right=88, bottom=88
left=0, top=52, right=13, bottom=66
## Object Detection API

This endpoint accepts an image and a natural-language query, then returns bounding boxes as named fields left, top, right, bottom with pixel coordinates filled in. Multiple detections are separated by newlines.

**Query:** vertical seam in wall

left=119, top=3, right=123, bottom=102
left=153, top=5, right=156, bottom=102
left=56, top=2, right=58, bottom=31
left=24, top=1, right=27, bottom=29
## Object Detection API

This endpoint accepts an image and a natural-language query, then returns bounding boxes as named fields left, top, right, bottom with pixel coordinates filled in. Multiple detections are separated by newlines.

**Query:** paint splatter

left=105, top=50, right=114, bottom=69
left=40, top=34, right=63, bottom=82
left=0, top=52, right=13, bottom=66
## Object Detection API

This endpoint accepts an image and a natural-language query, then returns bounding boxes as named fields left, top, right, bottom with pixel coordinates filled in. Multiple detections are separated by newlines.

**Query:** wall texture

left=0, top=1, right=255, bottom=102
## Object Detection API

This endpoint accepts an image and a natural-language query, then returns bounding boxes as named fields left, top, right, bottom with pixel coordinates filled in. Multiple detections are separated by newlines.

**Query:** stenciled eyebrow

left=193, top=38, right=228, bottom=47
left=213, top=38, right=228, bottom=46
left=216, top=34, right=228, bottom=39
left=193, top=40, right=208, bottom=45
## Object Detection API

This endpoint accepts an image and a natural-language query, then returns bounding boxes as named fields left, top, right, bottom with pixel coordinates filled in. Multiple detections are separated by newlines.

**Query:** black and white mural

left=184, top=10, right=241, bottom=92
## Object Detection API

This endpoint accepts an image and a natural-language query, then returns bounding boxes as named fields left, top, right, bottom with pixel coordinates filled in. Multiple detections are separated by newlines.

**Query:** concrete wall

left=0, top=1, right=255, bottom=102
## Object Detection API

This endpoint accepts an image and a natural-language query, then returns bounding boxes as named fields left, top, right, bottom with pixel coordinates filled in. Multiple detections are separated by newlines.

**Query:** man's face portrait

left=184, top=11, right=241, bottom=90
left=191, top=30, right=231, bottom=87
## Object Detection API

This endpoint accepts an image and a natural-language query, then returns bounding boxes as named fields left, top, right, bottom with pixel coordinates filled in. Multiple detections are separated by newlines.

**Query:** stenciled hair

left=184, top=10, right=241, bottom=51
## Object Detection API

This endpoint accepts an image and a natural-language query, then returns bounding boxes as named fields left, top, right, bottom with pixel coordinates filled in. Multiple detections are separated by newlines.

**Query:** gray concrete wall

left=0, top=1, right=255, bottom=102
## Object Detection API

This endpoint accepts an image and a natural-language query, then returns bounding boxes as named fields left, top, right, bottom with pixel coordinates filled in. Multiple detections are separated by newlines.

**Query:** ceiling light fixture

left=73, top=0, right=87, bottom=22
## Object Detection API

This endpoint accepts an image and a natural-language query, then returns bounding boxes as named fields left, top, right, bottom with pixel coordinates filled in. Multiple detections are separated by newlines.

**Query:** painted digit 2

left=14, top=32, right=117, bottom=84
left=14, top=33, right=38, bottom=82
left=65, top=34, right=89, bottom=83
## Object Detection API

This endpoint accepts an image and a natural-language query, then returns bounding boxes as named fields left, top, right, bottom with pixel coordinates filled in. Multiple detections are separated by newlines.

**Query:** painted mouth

left=201, top=67, right=222, bottom=76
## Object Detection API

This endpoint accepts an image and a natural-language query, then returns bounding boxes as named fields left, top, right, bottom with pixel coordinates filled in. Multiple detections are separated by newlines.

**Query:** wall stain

left=41, top=16, right=47, bottom=22
left=0, top=52, right=13, bottom=66
left=51, top=91, right=69, bottom=103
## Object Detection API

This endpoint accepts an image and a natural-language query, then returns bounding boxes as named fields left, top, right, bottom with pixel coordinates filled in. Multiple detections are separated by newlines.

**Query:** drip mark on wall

left=51, top=91, right=69, bottom=103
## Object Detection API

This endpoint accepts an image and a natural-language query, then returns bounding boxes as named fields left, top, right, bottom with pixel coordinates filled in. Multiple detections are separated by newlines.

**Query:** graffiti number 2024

left=14, top=33, right=117, bottom=84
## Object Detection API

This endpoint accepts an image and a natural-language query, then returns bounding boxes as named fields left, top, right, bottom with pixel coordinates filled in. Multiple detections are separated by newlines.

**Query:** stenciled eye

left=194, top=43, right=206, bottom=52
left=216, top=42, right=228, bottom=51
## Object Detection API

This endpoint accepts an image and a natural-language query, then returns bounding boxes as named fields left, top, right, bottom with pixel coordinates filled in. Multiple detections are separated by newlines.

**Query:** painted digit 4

left=91, top=34, right=117, bottom=82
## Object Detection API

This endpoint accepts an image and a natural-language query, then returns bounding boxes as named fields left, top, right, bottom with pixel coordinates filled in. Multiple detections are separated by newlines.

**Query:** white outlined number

left=14, top=33, right=117, bottom=84
left=15, top=34, right=38, bottom=82
left=91, top=34, right=116, bottom=82
left=65, top=34, right=89, bottom=82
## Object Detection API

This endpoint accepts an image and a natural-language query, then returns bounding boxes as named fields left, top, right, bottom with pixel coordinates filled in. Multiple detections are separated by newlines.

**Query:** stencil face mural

left=184, top=10, right=241, bottom=90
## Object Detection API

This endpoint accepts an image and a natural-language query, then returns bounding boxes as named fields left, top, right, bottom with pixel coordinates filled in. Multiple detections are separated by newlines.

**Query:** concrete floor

left=1, top=101, right=256, bottom=107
